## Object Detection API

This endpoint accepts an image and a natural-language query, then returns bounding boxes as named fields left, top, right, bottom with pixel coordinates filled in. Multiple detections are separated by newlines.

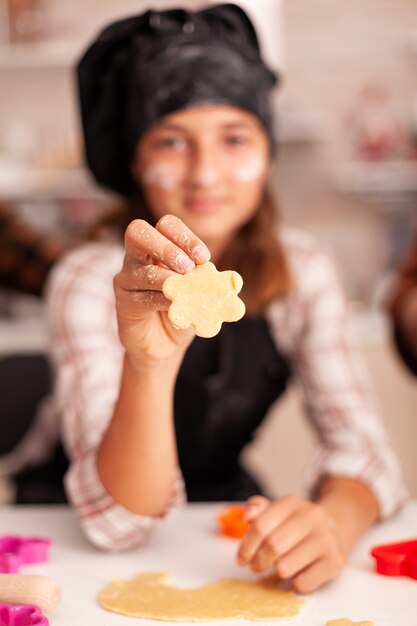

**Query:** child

left=45, top=4, right=406, bottom=593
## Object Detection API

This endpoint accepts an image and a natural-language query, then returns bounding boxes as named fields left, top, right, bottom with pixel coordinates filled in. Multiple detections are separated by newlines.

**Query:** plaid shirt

left=44, top=228, right=407, bottom=550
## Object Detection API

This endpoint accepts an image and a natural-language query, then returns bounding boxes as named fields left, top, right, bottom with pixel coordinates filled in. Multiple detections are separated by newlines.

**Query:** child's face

left=132, top=105, right=271, bottom=251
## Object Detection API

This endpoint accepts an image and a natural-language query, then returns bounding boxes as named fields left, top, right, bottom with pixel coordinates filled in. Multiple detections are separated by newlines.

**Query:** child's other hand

left=237, top=495, right=346, bottom=593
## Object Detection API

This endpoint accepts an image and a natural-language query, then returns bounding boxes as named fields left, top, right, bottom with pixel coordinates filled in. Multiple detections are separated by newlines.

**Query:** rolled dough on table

left=99, top=572, right=303, bottom=622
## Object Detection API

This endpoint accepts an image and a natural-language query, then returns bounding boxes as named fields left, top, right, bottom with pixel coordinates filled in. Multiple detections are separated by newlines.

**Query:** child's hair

left=219, top=190, right=292, bottom=315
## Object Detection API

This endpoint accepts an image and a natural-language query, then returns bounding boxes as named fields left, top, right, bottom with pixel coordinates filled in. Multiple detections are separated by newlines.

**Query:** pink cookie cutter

left=0, top=536, right=51, bottom=573
left=0, top=604, right=49, bottom=626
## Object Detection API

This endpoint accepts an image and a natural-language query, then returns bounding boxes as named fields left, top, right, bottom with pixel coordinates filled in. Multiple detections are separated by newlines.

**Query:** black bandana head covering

left=77, top=3, right=279, bottom=197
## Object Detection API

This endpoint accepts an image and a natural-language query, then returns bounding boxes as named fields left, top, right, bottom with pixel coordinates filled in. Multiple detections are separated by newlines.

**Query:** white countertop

left=0, top=502, right=416, bottom=625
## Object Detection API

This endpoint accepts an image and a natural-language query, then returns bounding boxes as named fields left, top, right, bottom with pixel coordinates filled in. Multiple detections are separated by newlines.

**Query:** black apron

left=15, top=316, right=291, bottom=505
left=174, top=316, right=291, bottom=502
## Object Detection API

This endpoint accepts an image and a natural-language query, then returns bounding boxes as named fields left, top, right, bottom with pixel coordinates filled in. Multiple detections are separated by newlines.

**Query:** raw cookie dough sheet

left=99, top=572, right=303, bottom=622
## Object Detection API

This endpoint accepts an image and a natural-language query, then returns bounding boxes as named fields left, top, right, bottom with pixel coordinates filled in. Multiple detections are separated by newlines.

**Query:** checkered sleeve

left=65, top=453, right=185, bottom=550
left=282, top=232, right=408, bottom=519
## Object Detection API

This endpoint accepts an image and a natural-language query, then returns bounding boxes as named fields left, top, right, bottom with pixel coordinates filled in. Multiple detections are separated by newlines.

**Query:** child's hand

left=237, top=495, right=346, bottom=593
left=114, top=214, right=210, bottom=369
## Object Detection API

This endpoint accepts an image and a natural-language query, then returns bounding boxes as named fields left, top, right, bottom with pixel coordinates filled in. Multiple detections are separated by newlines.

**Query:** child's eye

left=155, top=137, right=187, bottom=150
left=224, top=135, right=250, bottom=147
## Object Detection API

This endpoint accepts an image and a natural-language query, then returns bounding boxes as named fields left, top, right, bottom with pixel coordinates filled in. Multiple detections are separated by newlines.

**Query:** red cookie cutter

left=370, top=538, right=417, bottom=580
left=0, top=604, right=49, bottom=626
left=217, top=504, right=251, bottom=539
left=0, top=536, right=51, bottom=573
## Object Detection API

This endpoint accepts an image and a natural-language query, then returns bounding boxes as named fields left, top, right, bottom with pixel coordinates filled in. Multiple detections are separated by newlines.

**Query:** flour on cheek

left=230, top=154, right=267, bottom=183
left=141, top=163, right=180, bottom=191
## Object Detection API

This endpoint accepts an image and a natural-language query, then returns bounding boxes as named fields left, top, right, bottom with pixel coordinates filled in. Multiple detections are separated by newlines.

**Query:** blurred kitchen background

left=1, top=0, right=416, bottom=497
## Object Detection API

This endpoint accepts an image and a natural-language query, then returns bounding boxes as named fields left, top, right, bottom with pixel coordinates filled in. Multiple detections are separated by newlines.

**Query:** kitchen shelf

left=333, top=159, right=417, bottom=205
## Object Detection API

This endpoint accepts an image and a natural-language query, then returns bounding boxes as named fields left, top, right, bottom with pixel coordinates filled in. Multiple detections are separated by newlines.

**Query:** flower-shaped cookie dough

left=162, top=262, right=245, bottom=338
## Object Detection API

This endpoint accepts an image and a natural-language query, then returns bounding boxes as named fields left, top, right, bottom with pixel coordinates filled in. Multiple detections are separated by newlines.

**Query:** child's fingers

left=155, top=214, right=211, bottom=264
left=292, top=550, right=344, bottom=594
left=250, top=511, right=313, bottom=574
left=237, top=497, right=299, bottom=567
left=115, top=264, right=174, bottom=293
left=244, top=496, right=270, bottom=522
left=124, top=219, right=195, bottom=273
